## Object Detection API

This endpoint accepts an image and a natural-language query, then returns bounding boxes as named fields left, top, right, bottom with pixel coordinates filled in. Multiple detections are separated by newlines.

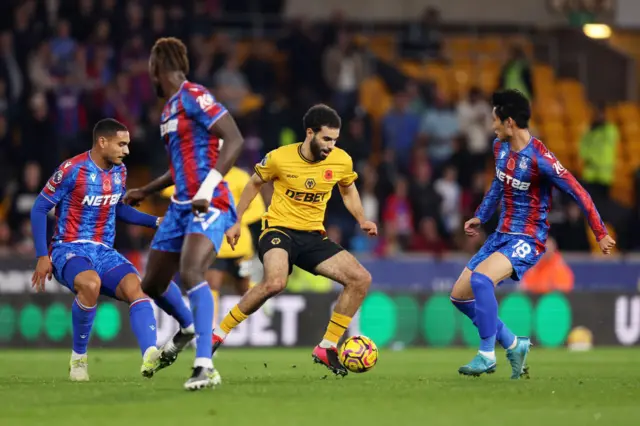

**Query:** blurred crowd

left=0, top=0, right=629, bottom=259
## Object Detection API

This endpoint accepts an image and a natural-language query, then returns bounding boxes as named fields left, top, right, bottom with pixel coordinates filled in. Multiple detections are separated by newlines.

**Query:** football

left=339, top=335, right=379, bottom=373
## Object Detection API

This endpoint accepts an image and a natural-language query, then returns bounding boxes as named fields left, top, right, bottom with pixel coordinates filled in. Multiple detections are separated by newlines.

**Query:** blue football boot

left=458, top=353, right=497, bottom=377
left=506, top=337, right=532, bottom=379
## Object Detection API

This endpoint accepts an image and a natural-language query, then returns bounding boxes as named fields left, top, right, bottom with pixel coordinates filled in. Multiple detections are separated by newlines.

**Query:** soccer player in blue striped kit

left=30, top=118, right=194, bottom=381
left=452, top=90, right=615, bottom=378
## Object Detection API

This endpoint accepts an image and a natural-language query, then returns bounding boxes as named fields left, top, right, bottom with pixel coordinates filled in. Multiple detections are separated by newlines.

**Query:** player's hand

left=123, top=188, right=147, bottom=206
left=599, top=234, right=616, bottom=255
left=32, top=256, right=53, bottom=293
left=360, top=221, right=378, bottom=237
left=225, top=222, right=241, bottom=250
left=464, top=217, right=482, bottom=236
left=192, top=199, right=210, bottom=215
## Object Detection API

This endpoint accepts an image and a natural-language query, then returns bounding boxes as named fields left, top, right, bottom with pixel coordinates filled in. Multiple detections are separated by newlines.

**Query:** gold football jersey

left=254, top=143, right=357, bottom=232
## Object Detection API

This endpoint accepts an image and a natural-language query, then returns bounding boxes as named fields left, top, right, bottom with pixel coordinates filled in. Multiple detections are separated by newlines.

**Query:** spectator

left=0, top=220, right=11, bottom=256
left=409, top=217, right=448, bottom=255
left=579, top=104, right=618, bottom=206
left=400, top=7, right=443, bottom=60
left=419, top=90, right=460, bottom=170
left=50, top=20, right=77, bottom=76
left=498, top=45, right=533, bottom=101
left=553, top=203, right=591, bottom=252
left=0, top=31, right=24, bottom=103
left=8, top=162, right=41, bottom=232
left=20, top=92, right=56, bottom=171
left=382, top=176, right=414, bottom=248
left=382, top=91, right=421, bottom=172
left=406, top=79, right=427, bottom=116
left=360, top=164, right=379, bottom=223
left=457, top=87, right=493, bottom=161
left=28, top=41, right=55, bottom=93
left=214, top=57, right=250, bottom=114
left=242, top=42, right=277, bottom=97
left=339, top=113, right=371, bottom=173
left=322, top=30, right=366, bottom=115
left=521, top=237, right=574, bottom=294
left=409, top=159, right=441, bottom=227
left=434, top=165, right=462, bottom=235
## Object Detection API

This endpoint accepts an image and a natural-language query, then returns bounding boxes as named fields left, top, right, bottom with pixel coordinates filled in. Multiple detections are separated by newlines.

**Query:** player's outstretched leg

left=140, top=249, right=194, bottom=373
left=451, top=266, right=530, bottom=379
left=68, top=266, right=101, bottom=382
left=111, top=270, right=161, bottom=378
left=180, top=233, right=220, bottom=391
left=213, top=248, right=289, bottom=352
left=312, top=251, right=372, bottom=377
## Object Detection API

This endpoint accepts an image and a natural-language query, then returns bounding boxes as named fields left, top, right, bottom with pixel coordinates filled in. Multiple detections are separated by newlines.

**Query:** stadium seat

left=557, top=79, right=586, bottom=103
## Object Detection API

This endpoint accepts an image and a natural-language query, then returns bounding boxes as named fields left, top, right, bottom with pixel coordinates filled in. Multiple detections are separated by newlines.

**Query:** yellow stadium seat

left=556, top=79, right=586, bottom=102
left=617, top=102, right=640, bottom=122
left=445, top=37, right=474, bottom=59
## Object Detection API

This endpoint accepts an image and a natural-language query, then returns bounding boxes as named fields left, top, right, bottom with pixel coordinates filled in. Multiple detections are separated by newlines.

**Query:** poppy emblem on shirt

left=507, top=158, right=516, bottom=171
left=324, top=169, right=333, bottom=181
left=519, top=158, right=528, bottom=170
left=103, top=179, right=112, bottom=192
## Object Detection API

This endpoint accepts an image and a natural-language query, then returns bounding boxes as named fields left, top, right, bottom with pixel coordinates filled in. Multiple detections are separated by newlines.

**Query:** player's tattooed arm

left=339, top=184, right=378, bottom=236
left=210, top=113, right=244, bottom=177
left=123, top=170, right=173, bottom=206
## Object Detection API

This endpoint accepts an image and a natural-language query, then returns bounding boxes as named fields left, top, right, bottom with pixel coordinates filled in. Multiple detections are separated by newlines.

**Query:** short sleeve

left=254, top=151, right=279, bottom=182
left=338, top=155, right=358, bottom=187
left=184, top=87, right=228, bottom=129
left=41, top=164, right=77, bottom=205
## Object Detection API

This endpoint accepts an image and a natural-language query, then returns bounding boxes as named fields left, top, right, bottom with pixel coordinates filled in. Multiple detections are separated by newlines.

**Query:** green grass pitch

left=1, top=348, right=639, bottom=425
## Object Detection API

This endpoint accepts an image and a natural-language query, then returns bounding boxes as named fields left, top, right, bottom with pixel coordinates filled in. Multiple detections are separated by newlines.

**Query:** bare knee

left=74, top=274, right=101, bottom=305
left=180, top=267, right=205, bottom=290
left=349, top=269, right=372, bottom=296
left=117, top=275, right=147, bottom=304
left=263, top=277, right=287, bottom=297
left=450, top=268, right=474, bottom=300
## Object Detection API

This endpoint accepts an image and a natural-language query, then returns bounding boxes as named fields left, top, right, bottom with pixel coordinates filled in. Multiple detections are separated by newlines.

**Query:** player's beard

left=310, top=135, right=329, bottom=161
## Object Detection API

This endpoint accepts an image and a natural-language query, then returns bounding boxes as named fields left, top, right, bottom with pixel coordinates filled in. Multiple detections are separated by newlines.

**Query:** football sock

left=451, top=297, right=516, bottom=349
left=218, top=305, right=248, bottom=338
left=211, top=289, right=220, bottom=329
left=470, top=272, right=497, bottom=357
left=129, top=297, right=157, bottom=355
left=71, top=298, right=96, bottom=355
left=154, top=281, right=194, bottom=329
left=321, top=312, right=352, bottom=348
left=187, top=282, right=214, bottom=362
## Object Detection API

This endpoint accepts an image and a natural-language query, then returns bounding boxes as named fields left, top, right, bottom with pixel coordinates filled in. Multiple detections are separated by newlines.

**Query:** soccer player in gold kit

left=212, top=104, right=377, bottom=376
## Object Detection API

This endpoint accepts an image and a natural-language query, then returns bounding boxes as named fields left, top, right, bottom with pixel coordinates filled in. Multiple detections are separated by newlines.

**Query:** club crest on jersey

left=114, top=173, right=121, bottom=185
left=507, top=158, right=516, bottom=171
left=519, top=158, right=528, bottom=170
left=103, top=179, right=112, bottom=192
left=52, top=170, right=64, bottom=184
left=324, top=169, right=333, bottom=181
left=305, top=178, right=316, bottom=189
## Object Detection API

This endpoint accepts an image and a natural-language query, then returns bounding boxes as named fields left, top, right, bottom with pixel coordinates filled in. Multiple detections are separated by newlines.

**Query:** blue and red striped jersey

left=475, top=138, right=607, bottom=251
left=40, top=152, right=127, bottom=248
left=159, top=80, right=231, bottom=210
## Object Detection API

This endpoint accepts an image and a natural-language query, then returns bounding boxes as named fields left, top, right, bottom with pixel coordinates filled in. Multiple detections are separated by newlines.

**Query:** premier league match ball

left=339, top=335, right=379, bottom=373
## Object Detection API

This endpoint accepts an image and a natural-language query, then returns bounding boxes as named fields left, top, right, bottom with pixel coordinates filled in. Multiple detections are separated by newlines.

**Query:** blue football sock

left=450, top=297, right=516, bottom=349
left=496, top=321, right=516, bottom=349
left=72, top=298, right=97, bottom=355
left=187, top=282, right=214, bottom=361
left=470, top=272, right=498, bottom=353
left=129, top=298, right=157, bottom=355
left=154, top=281, right=194, bottom=329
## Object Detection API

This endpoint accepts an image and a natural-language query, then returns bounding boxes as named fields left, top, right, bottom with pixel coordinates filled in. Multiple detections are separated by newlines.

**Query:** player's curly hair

left=303, top=104, right=341, bottom=132
left=492, top=89, right=531, bottom=128
left=151, top=37, right=190, bottom=75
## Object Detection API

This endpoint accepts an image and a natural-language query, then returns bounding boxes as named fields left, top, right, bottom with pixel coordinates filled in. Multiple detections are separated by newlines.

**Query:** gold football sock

left=211, top=290, right=220, bottom=329
left=219, top=305, right=248, bottom=335
left=322, top=312, right=352, bottom=346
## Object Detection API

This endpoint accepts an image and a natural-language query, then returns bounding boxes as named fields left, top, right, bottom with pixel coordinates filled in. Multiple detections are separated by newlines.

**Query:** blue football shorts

left=466, top=232, right=544, bottom=281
